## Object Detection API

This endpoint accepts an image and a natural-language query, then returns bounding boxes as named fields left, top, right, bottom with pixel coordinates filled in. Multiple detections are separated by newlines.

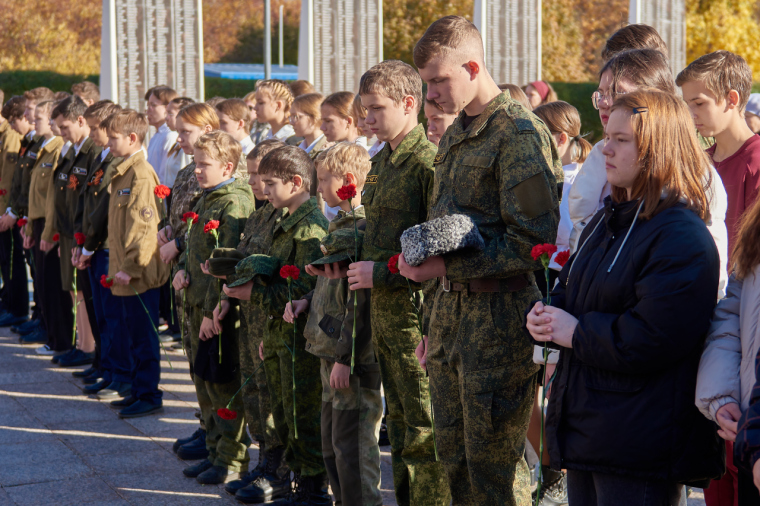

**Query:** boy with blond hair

left=401, top=16, right=560, bottom=504
left=346, top=59, right=449, bottom=506
left=173, top=130, right=255, bottom=485
left=677, top=50, right=760, bottom=256
left=222, top=146, right=329, bottom=504
left=286, top=142, right=382, bottom=506
left=103, top=109, right=170, bottom=418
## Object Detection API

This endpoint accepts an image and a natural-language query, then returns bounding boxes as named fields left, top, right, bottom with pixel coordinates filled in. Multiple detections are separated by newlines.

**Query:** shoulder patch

left=139, top=207, right=154, bottom=222
left=365, top=175, right=378, bottom=184
left=434, top=152, right=446, bottom=164
left=513, top=117, right=537, bottom=134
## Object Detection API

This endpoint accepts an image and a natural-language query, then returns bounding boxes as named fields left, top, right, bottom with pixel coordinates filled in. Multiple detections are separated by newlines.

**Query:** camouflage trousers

left=190, top=306, right=251, bottom=472
left=427, top=284, right=540, bottom=505
left=320, top=347, right=383, bottom=506
left=263, top=318, right=325, bottom=477
left=239, top=300, right=279, bottom=451
left=177, top=289, right=204, bottom=430
left=371, top=288, right=450, bottom=506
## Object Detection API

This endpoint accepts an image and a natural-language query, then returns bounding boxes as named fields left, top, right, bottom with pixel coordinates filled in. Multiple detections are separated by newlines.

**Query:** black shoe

left=58, top=349, right=95, bottom=367
left=83, top=378, right=111, bottom=394
left=73, top=367, right=97, bottom=378
left=236, top=447, right=290, bottom=504
left=82, top=370, right=103, bottom=385
left=173, top=427, right=204, bottom=453
left=177, top=431, right=209, bottom=460
left=197, top=465, right=241, bottom=485
left=378, top=422, right=390, bottom=447
left=226, top=442, right=267, bottom=495
left=183, top=459, right=213, bottom=478
left=97, top=381, right=132, bottom=399
left=110, top=395, right=138, bottom=408
left=20, top=328, right=47, bottom=344
left=51, top=348, right=75, bottom=364
left=118, top=399, right=163, bottom=419
left=269, top=472, right=331, bottom=506
left=11, top=319, right=39, bottom=335
left=0, top=312, right=28, bottom=327
left=535, top=468, right=568, bottom=506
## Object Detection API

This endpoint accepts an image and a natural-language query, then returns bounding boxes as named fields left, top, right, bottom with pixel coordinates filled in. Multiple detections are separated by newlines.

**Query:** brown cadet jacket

left=0, top=122, right=21, bottom=212
left=26, top=136, right=64, bottom=241
left=107, top=150, right=170, bottom=296
left=9, top=133, right=44, bottom=219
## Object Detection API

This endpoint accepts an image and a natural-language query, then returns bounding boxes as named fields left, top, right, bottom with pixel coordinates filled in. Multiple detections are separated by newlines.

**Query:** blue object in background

left=204, top=63, right=299, bottom=81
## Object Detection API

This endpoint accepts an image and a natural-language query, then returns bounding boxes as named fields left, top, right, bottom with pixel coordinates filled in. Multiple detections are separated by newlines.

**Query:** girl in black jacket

left=527, top=89, right=725, bottom=505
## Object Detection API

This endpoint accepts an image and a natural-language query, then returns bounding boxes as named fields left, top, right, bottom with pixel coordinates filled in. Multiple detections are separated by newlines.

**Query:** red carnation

left=182, top=212, right=198, bottom=224
left=204, top=220, right=220, bottom=234
left=154, top=184, right=171, bottom=200
left=0, top=189, right=6, bottom=196
left=100, top=275, right=114, bottom=288
left=279, top=265, right=300, bottom=281
left=554, top=250, right=570, bottom=268
left=388, top=254, right=400, bottom=274
left=217, top=408, right=237, bottom=420
left=52, top=233, right=60, bottom=242
left=531, top=243, right=557, bottom=262
left=74, top=232, right=86, bottom=246
left=336, top=184, right=357, bottom=202
left=16, top=218, right=27, bottom=227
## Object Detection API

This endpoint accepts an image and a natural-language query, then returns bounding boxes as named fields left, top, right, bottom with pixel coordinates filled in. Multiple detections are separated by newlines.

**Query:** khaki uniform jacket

left=0, top=122, right=21, bottom=211
left=107, top=150, right=170, bottom=296
left=80, top=150, right=123, bottom=252
left=27, top=136, right=64, bottom=241
left=10, top=134, right=44, bottom=218
left=53, top=137, right=102, bottom=239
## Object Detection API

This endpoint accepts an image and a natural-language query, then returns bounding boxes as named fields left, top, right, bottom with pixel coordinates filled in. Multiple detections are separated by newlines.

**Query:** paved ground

left=0, top=323, right=710, bottom=506
left=0, top=328, right=397, bottom=505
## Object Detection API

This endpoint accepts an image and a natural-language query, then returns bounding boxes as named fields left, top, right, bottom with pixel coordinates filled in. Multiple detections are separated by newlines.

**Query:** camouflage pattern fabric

left=426, top=91, right=560, bottom=504
left=168, top=162, right=200, bottom=255
left=360, top=124, right=450, bottom=506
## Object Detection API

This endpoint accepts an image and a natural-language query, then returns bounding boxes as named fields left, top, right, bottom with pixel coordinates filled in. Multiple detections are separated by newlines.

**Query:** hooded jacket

left=541, top=196, right=724, bottom=486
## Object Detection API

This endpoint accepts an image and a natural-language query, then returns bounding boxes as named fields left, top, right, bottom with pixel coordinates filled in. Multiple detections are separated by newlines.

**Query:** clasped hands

left=526, top=301, right=578, bottom=349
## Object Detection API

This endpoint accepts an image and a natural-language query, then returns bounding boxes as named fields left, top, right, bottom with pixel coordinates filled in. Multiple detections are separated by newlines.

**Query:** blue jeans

left=88, top=250, right=132, bottom=383
left=120, top=288, right=163, bottom=404
left=567, top=470, right=686, bottom=506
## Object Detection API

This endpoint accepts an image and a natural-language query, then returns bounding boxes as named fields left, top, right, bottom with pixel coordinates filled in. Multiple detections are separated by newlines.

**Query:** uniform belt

left=440, top=274, right=530, bottom=293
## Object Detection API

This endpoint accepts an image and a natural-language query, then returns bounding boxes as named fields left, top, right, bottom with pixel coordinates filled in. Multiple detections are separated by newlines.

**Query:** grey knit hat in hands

left=400, top=214, right=485, bottom=267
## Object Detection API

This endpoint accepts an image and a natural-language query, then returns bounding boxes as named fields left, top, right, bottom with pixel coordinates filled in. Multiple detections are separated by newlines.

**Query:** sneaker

left=51, top=349, right=75, bottom=364
left=118, top=399, right=163, bottom=419
left=20, top=328, right=48, bottom=344
left=35, top=344, right=56, bottom=356
left=58, top=349, right=95, bottom=367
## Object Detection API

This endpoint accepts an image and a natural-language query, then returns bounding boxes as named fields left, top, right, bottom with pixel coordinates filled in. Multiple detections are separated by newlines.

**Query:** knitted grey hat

left=400, top=214, right=485, bottom=267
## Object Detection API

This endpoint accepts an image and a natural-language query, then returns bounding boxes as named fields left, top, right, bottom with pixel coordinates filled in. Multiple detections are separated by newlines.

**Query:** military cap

left=400, top=214, right=485, bottom=267
left=208, top=248, right=247, bottom=277
left=311, top=228, right=364, bottom=266
left=227, top=254, right=280, bottom=287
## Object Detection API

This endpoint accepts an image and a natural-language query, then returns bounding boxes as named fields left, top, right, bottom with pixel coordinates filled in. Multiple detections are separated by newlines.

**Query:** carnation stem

left=535, top=266, right=552, bottom=506
left=130, top=286, right=173, bottom=370
left=226, top=361, right=265, bottom=409
left=72, top=269, right=78, bottom=346
left=288, top=282, right=298, bottom=440
left=350, top=203, right=358, bottom=375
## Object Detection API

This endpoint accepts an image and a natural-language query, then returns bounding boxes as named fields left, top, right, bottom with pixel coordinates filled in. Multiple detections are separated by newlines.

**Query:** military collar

left=386, top=124, right=427, bottom=168
left=114, top=149, right=147, bottom=176
left=451, top=91, right=509, bottom=142
left=277, top=197, right=319, bottom=233
left=330, top=205, right=366, bottom=233
left=40, top=136, right=64, bottom=154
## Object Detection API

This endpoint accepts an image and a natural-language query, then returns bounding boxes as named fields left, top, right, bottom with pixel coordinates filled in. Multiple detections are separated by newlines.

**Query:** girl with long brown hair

left=527, top=89, right=724, bottom=505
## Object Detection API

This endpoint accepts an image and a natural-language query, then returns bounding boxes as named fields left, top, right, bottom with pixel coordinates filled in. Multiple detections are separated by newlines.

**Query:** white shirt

left=298, top=135, right=325, bottom=154
left=368, top=140, right=385, bottom=158
left=354, top=136, right=369, bottom=151
left=60, top=141, right=72, bottom=158
left=550, top=162, right=581, bottom=271
left=266, top=124, right=295, bottom=141
left=239, top=135, right=255, bottom=156
left=164, top=147, right=191, bottom=188
left=40, top=136, right=58, bottom=150
left=72, top=137, right=87, bottom=156
left=146, top=123, right=179, bottom=185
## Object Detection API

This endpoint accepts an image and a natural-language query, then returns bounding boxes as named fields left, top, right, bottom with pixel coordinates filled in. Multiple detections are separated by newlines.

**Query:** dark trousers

left=567, top=469, right=686, bottom=506
left=159, top=279, right=179, bottom=333
left=78, top=261, right=100, bottom=363
left=0, top=227, right=29, bottom=317
left=739, top=466, right=760, bottom=505
left=87, top=250, right=132, bottom=383
left=120, top=288, right=162, bottom=404
left=25, top=242, right=40, bottom=321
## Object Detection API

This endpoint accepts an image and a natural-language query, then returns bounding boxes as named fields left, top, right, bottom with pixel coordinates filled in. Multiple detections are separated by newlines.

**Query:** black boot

left=225, top=441, right=267, bottom=495
left=270, top=472, right=331, bottom=506
left=173, top=427, right=204, bottom=453
left=534, top=466, right=568, bottom=506
left=176, top=430, right=209, bottom=460
left=235, top=446, right=290, bottom=504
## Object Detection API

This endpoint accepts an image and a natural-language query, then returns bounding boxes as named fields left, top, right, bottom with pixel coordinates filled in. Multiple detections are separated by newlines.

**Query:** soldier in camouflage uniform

left=174, top=131, right=255, bottom=484
left=403, top=16, right=560, bottom=505
left=218, top=139, right=286, bottom=500
left=223, top=146, right=329, bottom=505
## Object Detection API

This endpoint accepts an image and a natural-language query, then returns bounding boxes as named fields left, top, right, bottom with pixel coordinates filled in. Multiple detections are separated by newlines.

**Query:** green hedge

left=550, top=82, right=602, bottom=144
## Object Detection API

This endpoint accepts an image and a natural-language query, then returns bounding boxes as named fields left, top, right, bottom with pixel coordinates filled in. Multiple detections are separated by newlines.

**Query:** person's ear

left=344, top=172, right=357, bottom=186
left=129, top=132, right=138, bottom=145
left=276, top=100, right=283, bottom=112
left=465, top=61, right=480, bottom=79
left=291, top=175, right=304, bottom=190
left=238, top=119, right=245, bottom=131
left=558, top=132, right=569, bottom=148
left=727, top=90, right=741, bottom=110
left=225, top=161, right=234, bottom=176
left=78, top=116, right=86, bottom=128
left=404, top=95, right=416, bottom=115
left=204, top=124, right=213, bottom=133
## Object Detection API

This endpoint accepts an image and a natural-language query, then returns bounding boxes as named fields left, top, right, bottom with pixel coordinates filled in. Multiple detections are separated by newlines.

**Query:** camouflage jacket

left=430, top=90, right=560, bottom=281
left=360, top=123, right=436, bottom=292
left=53, top=137, right=102, bottom=238
left=0, top=122, right=22, bottom=211
left=10, top=133, right=44, bottom=218
left=303, top=208, right=372, bottom=369
left=79, top=150, right=123, bottom=252
left=177, top=178, right=254, bottom=316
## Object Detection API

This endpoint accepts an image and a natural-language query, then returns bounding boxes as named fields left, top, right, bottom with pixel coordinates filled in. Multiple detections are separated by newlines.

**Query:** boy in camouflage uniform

left=216, top=139, right=286, bottom=501
left=346, top=60, right=450, bottom=506
left=287, top=143, right=382, bottom=506
left=401, top=16, right=560, bottom=505
left=222, top=146, right=329, bottom=505
left=173, top=131, right=255, bottom=485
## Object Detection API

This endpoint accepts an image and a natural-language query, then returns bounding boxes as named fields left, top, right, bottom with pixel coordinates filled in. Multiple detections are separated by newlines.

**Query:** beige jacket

left=107, top=150, right=170, bottom=296
left=27, top=136, right=64, bottom=241
left=0, top=122, right=21, bottom=210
